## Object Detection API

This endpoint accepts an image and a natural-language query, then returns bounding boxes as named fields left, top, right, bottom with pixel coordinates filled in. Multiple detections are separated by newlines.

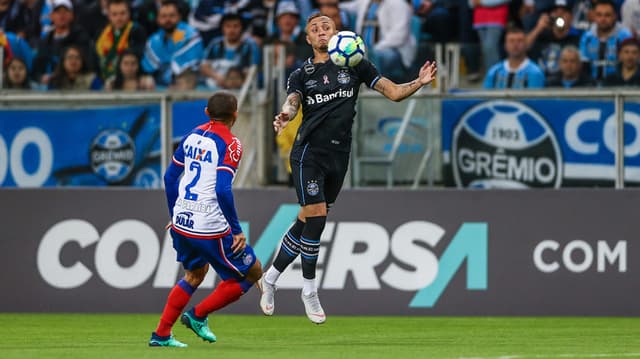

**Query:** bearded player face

left=305, top=15, right=336, bottom=53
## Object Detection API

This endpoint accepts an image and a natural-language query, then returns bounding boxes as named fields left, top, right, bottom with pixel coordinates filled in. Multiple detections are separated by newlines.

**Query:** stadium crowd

left=0, top=0, right=639, bottom=91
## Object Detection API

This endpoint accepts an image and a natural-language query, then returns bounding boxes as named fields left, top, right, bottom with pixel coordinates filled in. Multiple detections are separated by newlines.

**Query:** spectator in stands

left=621, top=0, right=640, bottom=36
left=142, top=0, right=203, bottom=89
left=48, top=45, right=103, bottom=90
left=470, top=0, right=511, bottom=73
left=521, top=0, right=556, bottom=31
left=413, top=0, right=453, bottom=45
left=260, top=0, right=313, bottom=40
left=37, top=0, right=57, bottom=40
left=133, top=0, right=190, bottom=37
left=2, top=57, right=35, bottom=89
left=340, top=0, right=416, bottom=83
left=264, top=1, right=311, bottom=73
left=454, top=0, right=482, bottom=83
left=318, top=1, right=352, bottom=31
left=579, top=0, right=632, bottom=85
left=20, top=0, right=45, bottom=47
left=200, top=13, right=259, bottom=89
left=526, top=0, right=583, bottom=83
left=0, top=29, right=33, bottom=70
left=189, top=0, right=260, bottom=45
left=77, top=0, right=109, bottom=40
left=32, top=0, right=96, bottom=87
left=96, top=0, right=147, bottom=80
left=571, top=0, right=594, bottom=31
left=483, top=25, right=545, bottom=88
left=259, top=0, right=277, bottom=40
left=0, top=0, right=33, bottom=37
left=224, top=65, right=246, bottom=88
left=104, top=48, right=155, bottom=90
left=291, top=0, right=313, bottom=25
left=546, top=45, right=595, bottom=87
left=603, top=37, right=640, bottom=86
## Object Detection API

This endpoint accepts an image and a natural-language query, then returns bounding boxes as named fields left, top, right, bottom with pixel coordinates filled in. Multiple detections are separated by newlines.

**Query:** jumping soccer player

left=258, top=13, right=437, bottom=324
left=149, top=91, right=262, bottom=347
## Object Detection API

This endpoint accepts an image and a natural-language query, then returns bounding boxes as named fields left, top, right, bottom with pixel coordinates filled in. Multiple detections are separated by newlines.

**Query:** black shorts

left=290, top=143, right=350, bottom=207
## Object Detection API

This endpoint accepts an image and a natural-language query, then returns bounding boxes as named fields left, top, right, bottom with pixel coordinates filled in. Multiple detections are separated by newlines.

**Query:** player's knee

left=301, top=203, right=327, bottom=217
left=245, top=260, right=263, bottom=284
left=184, top=264, right=208, bottom=287
left=302, top=216, right=326, bottom=240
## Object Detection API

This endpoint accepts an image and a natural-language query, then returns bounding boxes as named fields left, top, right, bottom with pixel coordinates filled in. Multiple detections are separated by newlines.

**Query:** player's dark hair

left=306, top=12, right=333, bottom=26
left=160, top=0, right=180, bottom=13
left=107, top=0, right=130, bottom=10
left=207, top=91, right=237, bottom=122
left=113, top=49, right=142, bottom=90
left=618, top=37, right=640, bottom=52
left=593, top=0, right=616, bottom=11
left=221, top=13, right=244, bottom=28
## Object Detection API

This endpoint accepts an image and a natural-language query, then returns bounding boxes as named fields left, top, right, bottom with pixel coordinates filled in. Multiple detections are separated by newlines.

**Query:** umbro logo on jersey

left=184, top=145, right=213, bottom=163
left=305, top=80, right=318, bottom=89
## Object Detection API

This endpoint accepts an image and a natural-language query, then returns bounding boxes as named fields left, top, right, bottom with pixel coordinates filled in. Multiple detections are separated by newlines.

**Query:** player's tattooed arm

left=282, top=92, right=301, bottom=120
left=274, top=92, right=301, bottom=134
left=374, top=78, right=422, bottom=102
left=374, top=61, right=437, bottom=102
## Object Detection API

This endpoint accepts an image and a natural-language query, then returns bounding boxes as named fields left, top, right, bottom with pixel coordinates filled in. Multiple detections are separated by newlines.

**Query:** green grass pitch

left=0, top=314, right=639, bottom=359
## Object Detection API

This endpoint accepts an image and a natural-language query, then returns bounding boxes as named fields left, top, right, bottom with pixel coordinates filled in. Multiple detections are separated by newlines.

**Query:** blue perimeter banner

left=442, top=98, right=640, bottom=188
left=0, top=100, right=207, bottom=188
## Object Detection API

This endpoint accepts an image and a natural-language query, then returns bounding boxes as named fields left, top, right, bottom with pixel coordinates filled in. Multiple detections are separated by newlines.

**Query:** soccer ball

left=328, top=31, right=366, bottom=67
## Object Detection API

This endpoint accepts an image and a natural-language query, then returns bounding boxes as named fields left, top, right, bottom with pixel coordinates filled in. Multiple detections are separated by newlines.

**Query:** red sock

left=155, top=280, right=194, bottom=337
left=194, top=279, right=244, bottom=317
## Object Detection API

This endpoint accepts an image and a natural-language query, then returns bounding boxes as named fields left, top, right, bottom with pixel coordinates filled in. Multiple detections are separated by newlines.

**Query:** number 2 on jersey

left=184, top=162, right=201, bottom=200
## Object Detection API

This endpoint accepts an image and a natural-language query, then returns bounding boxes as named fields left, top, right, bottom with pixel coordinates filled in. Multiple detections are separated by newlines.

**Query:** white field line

left=460, top=353, right=640, bottom=359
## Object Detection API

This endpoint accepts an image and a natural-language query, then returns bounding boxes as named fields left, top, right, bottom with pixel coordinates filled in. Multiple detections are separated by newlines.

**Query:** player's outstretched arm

left=273, top=92, right=302, bottom=135
left=373, top=60, right=437, bottom=102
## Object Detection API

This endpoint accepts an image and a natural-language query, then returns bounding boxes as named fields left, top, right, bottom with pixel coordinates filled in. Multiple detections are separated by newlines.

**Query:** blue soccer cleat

left=181, top=308, right=217, bottom=343
left=148, top=332, right=188, bottom=347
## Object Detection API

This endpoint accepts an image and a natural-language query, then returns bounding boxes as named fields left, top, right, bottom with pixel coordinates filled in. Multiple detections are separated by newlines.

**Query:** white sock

left=264, top=266, right=281, bottom=285
left=302, top=278, right=316, bottom=296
